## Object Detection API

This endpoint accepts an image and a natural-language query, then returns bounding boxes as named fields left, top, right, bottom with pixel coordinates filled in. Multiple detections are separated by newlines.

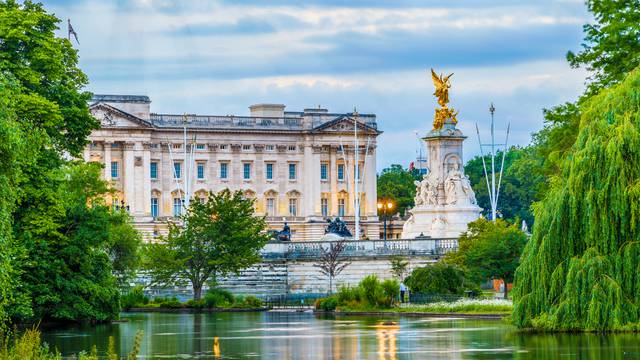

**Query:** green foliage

left=464, top=147, right=545, bottom=225
left=204, top=288, right=235, bottom=308
left=404, top=262, right=466, bottom=295
left=144, top=189, right=270, bottom=301
left=120, top=286, right=149, bottom=310
left=0, top=328, right=143, bottom=359
left=316, top=276, right=400, bottom=311
left=0, top=1, right=140, bottom=325
left=567, top=0, right=640, bottom=95
left=376, top=164, right=421, bottom=216
left=241, top=296, right=263, bottom=308
left=315, top=296, right=338, bottom=311
left=388, top=256, right=409, bottom=281
left=446, top=218, right=527, bottom=297
left=512, top=68, right=640, bottom=331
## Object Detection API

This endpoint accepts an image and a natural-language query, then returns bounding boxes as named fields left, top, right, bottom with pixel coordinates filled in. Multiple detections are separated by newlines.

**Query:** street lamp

left=377, top=200, right=394, bottom=243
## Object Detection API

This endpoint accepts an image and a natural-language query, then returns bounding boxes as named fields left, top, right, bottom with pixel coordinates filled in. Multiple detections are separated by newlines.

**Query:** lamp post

left=377, top=200, right=394, bottom=244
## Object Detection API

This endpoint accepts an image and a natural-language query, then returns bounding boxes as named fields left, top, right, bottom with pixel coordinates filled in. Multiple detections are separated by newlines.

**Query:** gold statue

left=430, top=68, right=458, bottom=129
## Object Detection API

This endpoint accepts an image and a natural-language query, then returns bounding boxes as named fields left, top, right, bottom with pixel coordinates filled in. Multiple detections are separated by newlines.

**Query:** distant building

left=84, top=95, right=381, bottom=241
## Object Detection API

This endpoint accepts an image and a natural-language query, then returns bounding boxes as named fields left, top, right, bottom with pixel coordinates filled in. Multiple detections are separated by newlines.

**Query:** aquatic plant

left=512, top=68, right=640, bottom=331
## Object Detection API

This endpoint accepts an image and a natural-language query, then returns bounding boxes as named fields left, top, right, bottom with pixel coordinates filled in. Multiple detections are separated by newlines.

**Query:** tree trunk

left=193, top=283, right=203, bottom=301
left=329, top=275, right=333, bottom=295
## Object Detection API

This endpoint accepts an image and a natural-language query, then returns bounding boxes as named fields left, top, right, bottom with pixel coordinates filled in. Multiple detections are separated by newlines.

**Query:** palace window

left=288, top=145, right=296, bottom=151
left=150, top=162, right=158, bottom=179
left=111, top=161, right=119, bottom=179
left=151, top=197, right=158, bottom=218
left=321, top=198, right=329, bottom=217
left=320, top=163, right=328, bottom=181
left=243, top=163, right=251, bottom=180
left=266, top=145, right=275, bottom=151
left=219, top=144, right=228, bottom=150
left=172, top=144, right=181, bottom=149
left=173, top=197, right=182, bottom=217
left=289, top=198, right=298, bottom=216
left=173, top=162, right=182, bottom=179
left=337, top=164, right=345, bottom=181
left=265, top=163, right=274, bottom=180
left=111, top=143, right=120, bottom=148
left=196, top=144, right=206, bottom=150
left=288, top=163, right=297, bottom=180
left=338, top=198, right=345, bottom=217
left=197, top=162, right=205, bottom=180
left=243, top=144, right=251, bottom=151
left=266, top=198, right=275, bottom=216
left=220, top=162, right=228, bottom=179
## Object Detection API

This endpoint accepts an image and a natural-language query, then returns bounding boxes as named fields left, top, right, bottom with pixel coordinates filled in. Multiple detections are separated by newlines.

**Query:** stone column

left=123, top=142, right=136, bottom=214
left=364, top=144, right=377, bottom=216
left=142, top=142, right=151, bottom=217
left=103, top=142, right=112, bottom=181
left=330, top=147, right=338, bottom=215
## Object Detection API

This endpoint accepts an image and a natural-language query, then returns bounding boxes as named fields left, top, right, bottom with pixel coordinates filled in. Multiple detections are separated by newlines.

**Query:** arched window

left=264, top=190, right=278, bottom=216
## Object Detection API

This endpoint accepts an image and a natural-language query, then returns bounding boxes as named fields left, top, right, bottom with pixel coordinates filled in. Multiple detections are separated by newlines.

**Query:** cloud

left=43, top=0, right=590, bottom=170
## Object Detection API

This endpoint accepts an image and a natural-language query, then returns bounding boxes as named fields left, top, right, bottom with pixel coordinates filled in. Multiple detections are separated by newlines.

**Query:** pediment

left=90, top=103, right=153, bottom=128
left=312, top=115, right=379, bottom=135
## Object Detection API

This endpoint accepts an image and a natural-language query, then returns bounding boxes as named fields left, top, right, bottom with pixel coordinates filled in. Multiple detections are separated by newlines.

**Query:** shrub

left=242, top=296, right=263, bottom=308
left=184, top=299, right=206, bottom=308
left=315, top=296, right=338, bottom=311
left=381, top=279, right=400, bottom=307
left=404, top=262, right=466, bottom=295
left=160, top=296, right=182, bottom=309
left=120, top=286, right=148, bottom=309
left=359, top=275, right=382, bottom=306
left=204, top=288, right=235, bottom=308
left=336, top=285, right=361, bottom=305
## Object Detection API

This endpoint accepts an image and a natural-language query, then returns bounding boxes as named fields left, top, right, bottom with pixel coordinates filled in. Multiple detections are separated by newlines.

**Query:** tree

left=567, top=0, right=640, bottom=96
left=464, top=147, right=545, bottom=226
left=389, top=256, right=409, bottom=282
left=445, top=218, right=527, bottom=299
left=314, top=238, right=351, bottom=294
left=404, top=262, right=466, bottom=295
left=0, top=1, right=140, bottom=324
left=145, top=189, right=270, bottom=300
left=377, top=164, right=421, bottom=216
left=512, top=67, right=640, bottom=331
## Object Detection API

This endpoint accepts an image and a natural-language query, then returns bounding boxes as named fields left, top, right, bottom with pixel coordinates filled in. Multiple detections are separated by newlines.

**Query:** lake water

left=42, top=311, right=640, bottom=359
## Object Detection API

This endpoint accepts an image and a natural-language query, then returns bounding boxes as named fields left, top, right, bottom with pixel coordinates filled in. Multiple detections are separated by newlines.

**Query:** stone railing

left=261, top=237, right=458, bottom=260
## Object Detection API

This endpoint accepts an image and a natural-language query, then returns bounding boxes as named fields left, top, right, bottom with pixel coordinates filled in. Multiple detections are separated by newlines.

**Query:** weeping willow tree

left=512, top=67, right=640, bottom=331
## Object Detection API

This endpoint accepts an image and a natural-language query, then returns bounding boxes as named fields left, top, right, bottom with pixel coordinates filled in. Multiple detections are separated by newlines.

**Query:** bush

left=336, top=285, right=361, bottom=305
left=120, top=286, right=148, bottom=309
left=242, top=296, right=263, bottom=308
left=160, top=297, right=182, bottom=309
left=315, top=296, right=338, bottom=311
left=204, top=288, right=235, bottom=308
left=405, top=262, right=466, bottom=295
left=184, top=299, right=206, bottom=308
left=381, top=279, right=400, bottom=307
left=360, top=275, right=382, bottom=305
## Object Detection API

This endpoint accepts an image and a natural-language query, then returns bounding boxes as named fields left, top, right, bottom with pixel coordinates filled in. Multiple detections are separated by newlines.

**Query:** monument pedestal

left=402, top=204, right=481, bottom=239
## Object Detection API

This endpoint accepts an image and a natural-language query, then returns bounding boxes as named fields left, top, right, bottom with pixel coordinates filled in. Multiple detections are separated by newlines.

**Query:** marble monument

left=401, top=70, right=482, bottom=239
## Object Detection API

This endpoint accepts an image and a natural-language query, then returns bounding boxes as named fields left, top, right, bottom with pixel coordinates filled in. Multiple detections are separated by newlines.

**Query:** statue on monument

left=414, top=171, right=439, bottom=206
left=430, top=69, right=459, bottom=130
left=444, top=163, right=477, bottom=206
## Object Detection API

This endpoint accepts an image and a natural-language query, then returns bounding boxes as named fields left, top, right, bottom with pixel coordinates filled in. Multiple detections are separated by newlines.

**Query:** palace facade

left=84, top=95, right=381, bottom=241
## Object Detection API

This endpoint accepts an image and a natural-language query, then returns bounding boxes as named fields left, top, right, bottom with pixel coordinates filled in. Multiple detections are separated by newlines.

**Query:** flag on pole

left=68, top=19, right=79, bottom=44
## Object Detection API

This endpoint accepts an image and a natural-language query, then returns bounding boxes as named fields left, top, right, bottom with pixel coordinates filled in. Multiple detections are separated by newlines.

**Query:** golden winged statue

left=430, top=68, right=458, bottom=130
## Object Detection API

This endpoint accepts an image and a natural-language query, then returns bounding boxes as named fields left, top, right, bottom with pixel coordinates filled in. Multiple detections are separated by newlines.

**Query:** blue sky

left=46, top=0, right=590, bottom=171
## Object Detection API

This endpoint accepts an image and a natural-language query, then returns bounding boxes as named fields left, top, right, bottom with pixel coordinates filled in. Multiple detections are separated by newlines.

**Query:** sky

left=45, top=0, right=591, bottom=171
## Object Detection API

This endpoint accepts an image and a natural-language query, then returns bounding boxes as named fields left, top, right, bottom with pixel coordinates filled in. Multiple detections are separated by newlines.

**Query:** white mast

left=476, top=103, right=510, bottom=221
left=183, top=114, right=190, bottom=212
left=354, top=108, right=360, bottom=241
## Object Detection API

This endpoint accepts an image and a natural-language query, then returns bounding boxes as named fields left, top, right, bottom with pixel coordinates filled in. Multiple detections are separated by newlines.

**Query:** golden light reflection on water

left=213, top=336, right=220, bottom=358
left=375, top=322, right=399, bottom=360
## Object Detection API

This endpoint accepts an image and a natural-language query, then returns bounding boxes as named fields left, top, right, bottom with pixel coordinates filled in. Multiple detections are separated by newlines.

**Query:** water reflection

left=40, top=312, right=640, bottom=359
left=375, top=322, right=398, bottom=360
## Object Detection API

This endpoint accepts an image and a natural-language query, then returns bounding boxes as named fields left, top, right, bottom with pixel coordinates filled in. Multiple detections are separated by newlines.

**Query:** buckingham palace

left=83, top=95, right=382, bottom=241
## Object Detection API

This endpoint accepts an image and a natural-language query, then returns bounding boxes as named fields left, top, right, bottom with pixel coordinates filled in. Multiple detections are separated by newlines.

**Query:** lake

left=42, top=311, right=640, bottom=359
